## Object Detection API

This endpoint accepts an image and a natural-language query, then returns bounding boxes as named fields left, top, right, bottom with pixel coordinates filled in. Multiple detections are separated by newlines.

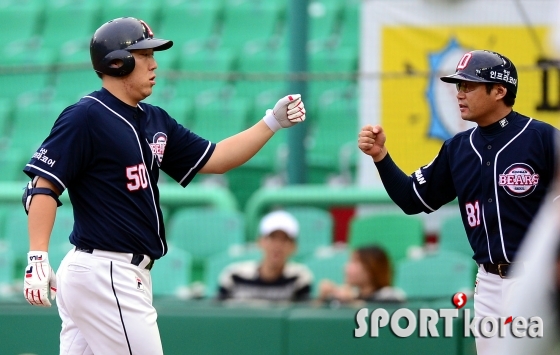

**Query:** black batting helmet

left=90, top=17, right=173, bottom=77
left=440, top=50, right=518, bottom=97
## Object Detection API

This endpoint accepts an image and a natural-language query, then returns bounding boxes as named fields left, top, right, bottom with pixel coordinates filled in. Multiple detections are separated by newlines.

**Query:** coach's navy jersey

left=411, top=111, right=557, bottom=264
left=24, top=88, right=216, bottom=259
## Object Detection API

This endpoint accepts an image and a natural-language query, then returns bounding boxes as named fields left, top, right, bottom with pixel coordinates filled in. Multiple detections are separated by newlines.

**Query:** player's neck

left=102, top=81, right=140, bottom=107
left=477, top=106, right=513, bottom=128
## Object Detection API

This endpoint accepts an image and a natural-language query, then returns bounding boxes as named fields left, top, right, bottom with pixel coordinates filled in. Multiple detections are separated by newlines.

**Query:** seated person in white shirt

left=217, top=210, right=313, bottom=302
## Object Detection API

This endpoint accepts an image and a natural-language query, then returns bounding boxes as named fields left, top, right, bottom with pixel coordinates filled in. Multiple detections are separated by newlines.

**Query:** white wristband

left=262, top=109, right=282, bottom=133
left=27, top=251, right=49, bottom=263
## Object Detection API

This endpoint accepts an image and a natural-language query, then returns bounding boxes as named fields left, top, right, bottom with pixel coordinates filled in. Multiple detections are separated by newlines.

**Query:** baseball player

left=358, top=50, right=558, bottom=354
left=21, top=17, right=306, bottom=355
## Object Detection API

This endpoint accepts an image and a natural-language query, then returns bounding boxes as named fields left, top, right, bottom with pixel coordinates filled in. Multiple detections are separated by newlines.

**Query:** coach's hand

left=262, top=94, right=306, bottom=132
left=358, top=124, right=388, bottom=162
left=23, top=251, right=57, bottom=307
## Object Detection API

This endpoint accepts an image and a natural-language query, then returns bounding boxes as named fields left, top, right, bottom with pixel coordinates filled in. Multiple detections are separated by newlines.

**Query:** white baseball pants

left=57, top=248, right=163, bottom=355
left=473, top=265, right=520, bottom=355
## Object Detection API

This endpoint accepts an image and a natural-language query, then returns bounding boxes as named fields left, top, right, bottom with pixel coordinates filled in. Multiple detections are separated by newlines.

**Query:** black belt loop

left=75, top=247, right=153, bottom=270
left=131, top=254, right=154, bottom=271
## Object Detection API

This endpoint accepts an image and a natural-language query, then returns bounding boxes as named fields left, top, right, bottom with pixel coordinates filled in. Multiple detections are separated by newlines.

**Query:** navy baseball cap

left=440, top=50, right=518, bottom=97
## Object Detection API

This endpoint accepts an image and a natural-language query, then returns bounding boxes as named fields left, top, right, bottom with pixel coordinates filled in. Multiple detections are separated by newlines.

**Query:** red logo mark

left=457, top=53, right=473, bottom=70
left=504, top=316, right=513, bottom=325
left=451, top=292, right=467, bottom=309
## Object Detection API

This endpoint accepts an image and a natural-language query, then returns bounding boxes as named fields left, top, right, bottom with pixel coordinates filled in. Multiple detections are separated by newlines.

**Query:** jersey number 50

left=465, top=201, right=480, bottom=227
left=126, top=164, right=149, bottom=191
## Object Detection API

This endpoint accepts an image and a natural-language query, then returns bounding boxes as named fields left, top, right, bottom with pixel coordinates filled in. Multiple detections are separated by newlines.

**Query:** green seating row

left=1, top=0, right=360, bottom=57
left=0, top=204, right=475, bottom=300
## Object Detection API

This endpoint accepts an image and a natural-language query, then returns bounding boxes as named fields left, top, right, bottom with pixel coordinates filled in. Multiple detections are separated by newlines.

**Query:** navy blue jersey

left=411, top=111, right=557, bottom=263
left=24, top=88, right=216, bottom=259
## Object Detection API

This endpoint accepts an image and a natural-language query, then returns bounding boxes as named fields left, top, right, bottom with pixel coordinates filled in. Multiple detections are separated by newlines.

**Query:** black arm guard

left=22, top=178, right=63, bottom=215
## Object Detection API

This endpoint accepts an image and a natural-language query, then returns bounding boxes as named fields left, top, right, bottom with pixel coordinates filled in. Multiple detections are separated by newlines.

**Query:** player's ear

left=495, top=84, right=507, bottom=101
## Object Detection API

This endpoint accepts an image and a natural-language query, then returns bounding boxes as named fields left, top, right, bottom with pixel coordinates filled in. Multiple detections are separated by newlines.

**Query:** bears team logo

left=498, top=163, right=539, bottom=197
left=150, top=132, right=167, bottom=165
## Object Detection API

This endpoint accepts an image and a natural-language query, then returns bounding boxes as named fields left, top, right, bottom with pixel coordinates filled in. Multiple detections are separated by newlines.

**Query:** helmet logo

left=456, top=53, right=472, bottom=70
left=139, top=19, right=154, bottom=38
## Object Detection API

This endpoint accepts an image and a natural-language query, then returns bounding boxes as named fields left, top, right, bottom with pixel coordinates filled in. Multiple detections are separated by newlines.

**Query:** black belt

left=482, top=262, right=520, bottom=278
left=76, top=247, right=154, bottom=271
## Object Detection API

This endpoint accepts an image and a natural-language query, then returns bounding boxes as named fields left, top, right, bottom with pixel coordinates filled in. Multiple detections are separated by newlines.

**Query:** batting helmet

left=90, top=17, right=173, bottom=77
left=440, top=50, right=518, bottom=97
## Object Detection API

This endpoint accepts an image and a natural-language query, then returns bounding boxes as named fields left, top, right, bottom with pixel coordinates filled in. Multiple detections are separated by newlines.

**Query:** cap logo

left=456, top=53, right=472, bottom=70
left=139, top=19, right=154, bottom=38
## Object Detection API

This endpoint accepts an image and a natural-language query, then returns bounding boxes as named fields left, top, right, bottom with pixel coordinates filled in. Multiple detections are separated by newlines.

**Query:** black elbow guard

left=22, top=177, right=63, bottom=214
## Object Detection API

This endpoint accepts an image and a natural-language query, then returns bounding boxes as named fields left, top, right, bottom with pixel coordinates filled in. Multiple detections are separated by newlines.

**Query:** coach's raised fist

left=262, top=94, right=306, bottom=132
left=358, top=124, right=388, bottom=162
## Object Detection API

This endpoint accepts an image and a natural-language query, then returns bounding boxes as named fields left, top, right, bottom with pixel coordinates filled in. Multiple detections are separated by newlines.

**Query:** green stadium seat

left=219, top=0, right=283, bottom=52
left=337, top=1, right=360, bottom=50
left=53, top=47, right=102, bottom=102
left=284, top=207, right=333, bottom=260
left=0, top=2, right=42, bottom=47
left=99, top=0, right=160, bottom=26
left=49, top=241, right=74, bottom=271
left=0, top=204, right=18, bottom=240
left=0, top=49, right=56, bottom=100
left=308, top=47, right=357, bottom=102
left=148, top=96, right=194, bottom=128
left=159, top=1, right=221, bottom=49
left=9, top=100, right=68, bottom=157
left=204, top=246, right=261, bottom=298
left=166, top=208, right=245, bottom=283
left=348, top=213, right=424, bottom=264
left=0, top=247, right=14, bottom=297
left=166, top=208, right=245, bottom=261
left=235, top=48, right=289, bottom=100
left=0, top=98, right=13, bottom=137
left=151, top=244, right=192, bottom=297
left=39, top=0, right=99, bottom=52
left=173, top=48, right=235, bottom=99
left=439, top=215, right=474, bottom=258
left=302, top=246, right=349, bottom=297
left=308, top=0, right=342, bottom=47
left=394, top=250, right=475, bottom=299
left=50, top=206, right=74, bottom=247
left=0, top=150, right=27, bottom=182
left=191, top=96, right=249, bottom=143
left=4, top=204, right=74, bottom=259
left=306, top=93, right=358, bottom=184
left=243, top=92, right=289, bottom=171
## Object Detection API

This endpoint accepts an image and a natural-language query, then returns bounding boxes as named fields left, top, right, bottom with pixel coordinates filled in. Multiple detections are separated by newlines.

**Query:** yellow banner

left=381, top=26, right=559, bottom=174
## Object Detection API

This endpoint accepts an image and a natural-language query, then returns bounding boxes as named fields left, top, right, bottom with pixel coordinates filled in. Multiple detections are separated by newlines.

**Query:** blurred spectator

left=217, top=210, right=313, bottom=302
left=319, top=245, right=405, bottom=304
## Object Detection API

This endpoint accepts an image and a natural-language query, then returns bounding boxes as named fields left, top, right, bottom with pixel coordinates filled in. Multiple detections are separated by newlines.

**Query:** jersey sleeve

left=411, top=141, right=457, bottom=213
left=159, top=114, right=215, bottom=187
left=23, top=104, right=93, bottom=192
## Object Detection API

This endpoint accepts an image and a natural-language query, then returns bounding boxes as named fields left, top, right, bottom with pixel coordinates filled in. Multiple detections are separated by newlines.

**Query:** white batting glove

left=262, top=94, right=306, bottom=132
left=23, top=251, right=57, bottom=307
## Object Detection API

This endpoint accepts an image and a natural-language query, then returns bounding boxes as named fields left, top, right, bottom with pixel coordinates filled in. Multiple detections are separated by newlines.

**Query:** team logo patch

left=149, top=132, right=167, bottom=165
left=498, top=163, right=539, bottom=197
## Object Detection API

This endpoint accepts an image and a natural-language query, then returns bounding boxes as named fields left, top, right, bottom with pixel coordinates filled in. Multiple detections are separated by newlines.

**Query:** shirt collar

left=479, top=110, right=517, bottom=136
left=97, top=88, right=141, bottom=119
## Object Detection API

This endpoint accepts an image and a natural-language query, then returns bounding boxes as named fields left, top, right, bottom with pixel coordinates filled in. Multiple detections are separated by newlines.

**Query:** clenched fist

left=262, top=94, right=306, bottom=132
left=358, top=124, right=388, bottom=162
